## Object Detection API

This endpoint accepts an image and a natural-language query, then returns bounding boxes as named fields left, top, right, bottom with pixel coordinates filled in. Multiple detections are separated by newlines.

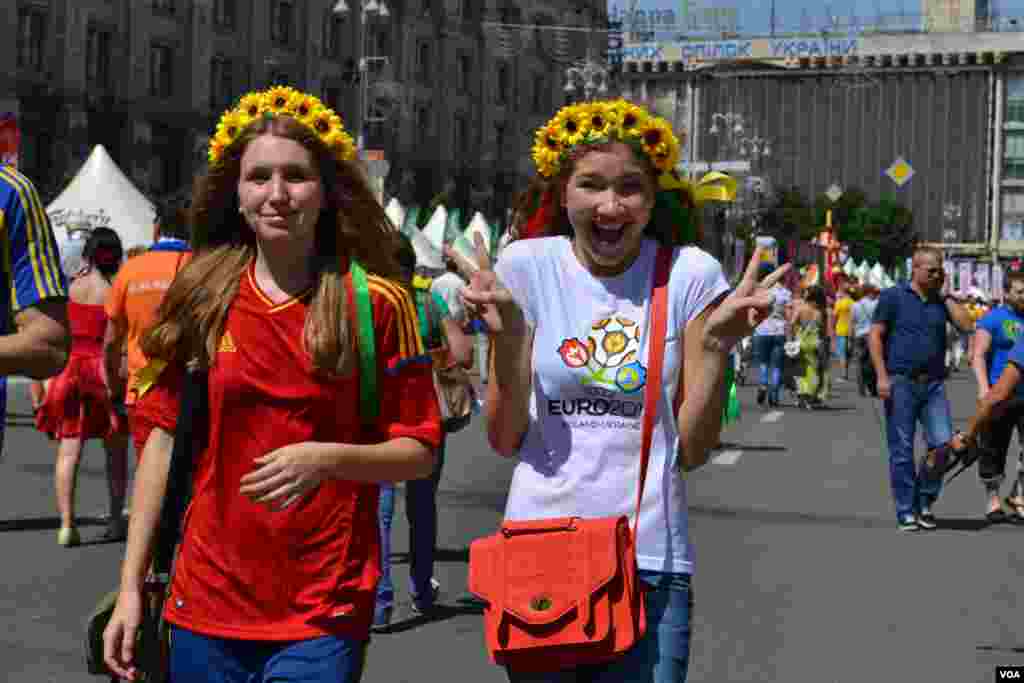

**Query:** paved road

left=3, top=368, right=1024, bottom=682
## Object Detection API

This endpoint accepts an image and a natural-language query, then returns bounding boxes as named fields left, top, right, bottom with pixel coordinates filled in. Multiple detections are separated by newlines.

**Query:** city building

left=2, top=0, right=606, bottom=220
left=619, top=26, right=1024, bottom=258
left=923, top=0, right=990, bottom=33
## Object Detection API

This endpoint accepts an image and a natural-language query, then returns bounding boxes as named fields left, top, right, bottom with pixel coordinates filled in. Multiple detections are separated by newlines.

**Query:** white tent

left=47, top=145, right=155, bottom=253
left=463, top=212, right=492, bottom=259
left=422, top=206, right=447, bottom=253
left=384, top=198, right=405, bottom=231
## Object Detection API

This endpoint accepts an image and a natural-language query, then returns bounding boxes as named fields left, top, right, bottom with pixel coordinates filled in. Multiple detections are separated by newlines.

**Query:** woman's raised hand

left=703, top=248, right=791, bottom=352
left=447, top=236, right=527, bottom=338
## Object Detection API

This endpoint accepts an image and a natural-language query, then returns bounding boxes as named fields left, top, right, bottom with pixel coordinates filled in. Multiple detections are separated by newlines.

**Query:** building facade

left=3, top=0, right=606, bottom=219
left=620, top=29, right=1024, bottom=258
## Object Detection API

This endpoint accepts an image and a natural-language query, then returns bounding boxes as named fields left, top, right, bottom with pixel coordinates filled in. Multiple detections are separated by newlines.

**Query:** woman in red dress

left=36, top=227, right=130, bottom=546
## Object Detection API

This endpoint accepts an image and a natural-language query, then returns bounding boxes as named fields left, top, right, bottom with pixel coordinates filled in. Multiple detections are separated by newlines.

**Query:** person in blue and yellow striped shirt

left=0, top=164, right=70, bottom=456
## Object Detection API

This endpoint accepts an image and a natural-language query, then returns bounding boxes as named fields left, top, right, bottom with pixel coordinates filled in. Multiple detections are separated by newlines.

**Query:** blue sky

left=608, top=0, right=1024, bottom=36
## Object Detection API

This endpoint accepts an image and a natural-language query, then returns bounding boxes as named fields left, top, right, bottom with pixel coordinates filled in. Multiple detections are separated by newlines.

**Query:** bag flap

left=497, top=517, right=626, bottom=626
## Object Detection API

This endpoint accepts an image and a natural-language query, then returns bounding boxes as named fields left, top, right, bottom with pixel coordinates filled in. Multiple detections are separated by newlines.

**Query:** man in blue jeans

left=869, top=247, right=975, bottom=530
left=375, top=235, right=474, bottom=630
left=752, top=264, right=792, bottom=407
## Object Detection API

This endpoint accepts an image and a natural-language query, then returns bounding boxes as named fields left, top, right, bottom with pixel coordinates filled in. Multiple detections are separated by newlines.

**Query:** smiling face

left=562, top=142, right=656, bottom=277
left=238, top=133, right=325, bottom=249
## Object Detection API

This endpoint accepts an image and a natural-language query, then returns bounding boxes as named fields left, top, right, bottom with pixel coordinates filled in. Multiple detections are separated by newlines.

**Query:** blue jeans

left=168, top=625, right=366, bottom=682
left=506, top=571, right=692, bottom=683
left=753, top=334, right=786, bottom=403
left=835, top=335, right=849, bottom=361
left=884, top=377, right=952, bottom=520
left=376, top=439, right=446, bottom=613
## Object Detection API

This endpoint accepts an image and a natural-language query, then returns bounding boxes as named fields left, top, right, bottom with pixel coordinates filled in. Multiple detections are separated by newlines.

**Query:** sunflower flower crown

left=531, top=99, right=682, bottom=178
left=208, top=85, right=357, bottom=166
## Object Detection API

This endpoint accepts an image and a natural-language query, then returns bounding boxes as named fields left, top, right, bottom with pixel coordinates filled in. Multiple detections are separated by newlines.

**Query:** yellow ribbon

left=659, top=171, right=738, bottom=205
left=412, top=274, right=433, bottom=291
left=132, top=358, right=168, bottom=400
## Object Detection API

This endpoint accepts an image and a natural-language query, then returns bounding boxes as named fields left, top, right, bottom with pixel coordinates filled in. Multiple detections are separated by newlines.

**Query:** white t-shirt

left=495, top=236, right=730, bottom=575
left=430, top=271, right=468, bottom=324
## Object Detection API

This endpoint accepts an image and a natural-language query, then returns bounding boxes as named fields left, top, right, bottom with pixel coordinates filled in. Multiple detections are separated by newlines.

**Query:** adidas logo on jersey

left=219, top=331, right=237, bottom=353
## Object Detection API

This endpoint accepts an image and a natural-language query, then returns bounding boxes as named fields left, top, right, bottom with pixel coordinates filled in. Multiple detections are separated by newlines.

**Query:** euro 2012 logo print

left=557, top=316, right=647, bottom=394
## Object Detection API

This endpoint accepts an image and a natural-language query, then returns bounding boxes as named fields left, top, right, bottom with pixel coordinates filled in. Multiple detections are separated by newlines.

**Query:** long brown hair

left=143, top=115, right=403, bottom=374
left=509, top=140, right=702, bottom=247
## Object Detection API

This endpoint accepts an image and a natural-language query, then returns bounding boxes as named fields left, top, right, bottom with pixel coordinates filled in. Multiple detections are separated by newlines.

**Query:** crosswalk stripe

left=761, top=410, right=783, bottom=423
left=712, top=449, right=743, bottom=465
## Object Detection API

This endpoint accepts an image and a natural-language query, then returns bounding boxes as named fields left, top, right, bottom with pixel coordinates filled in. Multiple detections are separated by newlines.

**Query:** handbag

left=85, top=363, right=209, bottom=680
left=467, top=245, right=672, bottom=674
left=418, top=289, right=475, bottom=433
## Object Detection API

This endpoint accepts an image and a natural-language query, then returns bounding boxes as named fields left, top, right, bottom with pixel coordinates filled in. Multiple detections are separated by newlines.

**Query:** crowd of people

left=4, top=84, right=1024, bottom=682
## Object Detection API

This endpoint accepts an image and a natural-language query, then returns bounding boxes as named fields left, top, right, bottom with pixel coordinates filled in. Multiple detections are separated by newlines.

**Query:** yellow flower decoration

left=292, top=96, right=322, bottom=127
left=208, top=87, right=357, bottom=167
left=531, top=99, right=681, bottom=178
left=238, top=93, right=265, bottom=119
left=264, top=85, right=298, bottom=114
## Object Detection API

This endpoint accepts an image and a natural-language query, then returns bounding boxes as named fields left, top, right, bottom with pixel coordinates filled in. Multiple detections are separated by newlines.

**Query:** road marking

left=712, top=449, right=743, bottom=466
left=761, top=410, right=783, bottom=423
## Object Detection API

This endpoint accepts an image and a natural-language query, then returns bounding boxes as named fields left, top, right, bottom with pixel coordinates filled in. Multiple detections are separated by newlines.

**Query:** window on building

left=532, top=74, right=546, bottom=113
left=210, top=56, right=233, bottom=111
left=152, top=0, right=176, bottom=15
left=416, top=104, right=431, bottom=135
left=152, top=122, right=183, bottom=194
left=149, top=43, right=174, bottom=97
left=454, top=114, right=469, bottom=157
left=323, top=84, right=341, bottom=112
left=17, top=5, right=47, bottom=72
left=1005, top=130, right=1024, bottom=179
left=495, top=122, right=506, bottom=160
left=495, top=62, right=509, bottom=105
left=416, top=41, right=431, bottom=83
left=271, top=0, right=294, bottom=45
left=324, top=12, right=344, bottom=60
left=1007, top=76, right=1024, bottom=128
left=86, top=25, right=112, bottom=88
left=456, top=53, right=471, bottom=95
left=214, top=0, right=235, bottom=29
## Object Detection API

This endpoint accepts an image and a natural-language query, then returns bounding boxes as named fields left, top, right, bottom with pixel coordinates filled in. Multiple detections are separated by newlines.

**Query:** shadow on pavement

left=934, top=517, right=995, bottom=531
left=389, top=547, right=469, bottom=565
left=718, top=442, right=786, bottom=453
left=372, top=600, right=485, bottom=635
left=0, top=515, right=108, bottom=532
left=690, top=505, right=998, bottom=533
left=977, top=644, right=1024, bottom=653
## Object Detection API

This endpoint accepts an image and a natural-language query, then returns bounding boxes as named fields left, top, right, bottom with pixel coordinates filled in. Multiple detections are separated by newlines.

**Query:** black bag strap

left=151, top=362, right=209, bottom=578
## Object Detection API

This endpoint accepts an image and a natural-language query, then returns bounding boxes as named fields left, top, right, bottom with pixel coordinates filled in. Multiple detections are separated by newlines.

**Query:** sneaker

left=371, top=605, right=393, bottom=632
left=57, top=526, right=81, bottom=547
left=410, top=578, right=441, bottom=615
left=898, top=516, right=920, bottom=532
left=756, top=387, right=767, bottom=406
left=917, top=511, right=937, bottom=530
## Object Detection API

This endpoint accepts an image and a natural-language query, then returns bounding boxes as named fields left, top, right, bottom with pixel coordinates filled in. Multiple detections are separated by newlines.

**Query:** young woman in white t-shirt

left=460, top=100, right=789, bottom=683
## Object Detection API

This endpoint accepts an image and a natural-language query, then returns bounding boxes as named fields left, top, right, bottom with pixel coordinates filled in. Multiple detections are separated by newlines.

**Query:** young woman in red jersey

left=102, top=87, right=441, bottom=682
left=35, top=227, right=130, bottom=546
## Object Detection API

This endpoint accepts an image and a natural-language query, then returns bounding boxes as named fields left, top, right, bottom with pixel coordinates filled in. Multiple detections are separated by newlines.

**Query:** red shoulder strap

left=634, top=245, right=672, bottom=532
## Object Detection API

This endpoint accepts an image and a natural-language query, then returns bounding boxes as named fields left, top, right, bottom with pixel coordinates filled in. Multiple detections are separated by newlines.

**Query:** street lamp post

left=708, top=113, right=773, bottom=164
left=333, top=0, right=389, bottom=153
left=564, top=59, right=609, bottom=103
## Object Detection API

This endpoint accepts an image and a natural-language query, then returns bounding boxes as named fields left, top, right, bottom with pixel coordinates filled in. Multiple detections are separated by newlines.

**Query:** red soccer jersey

left=134, top=262, right=441, bottom=641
